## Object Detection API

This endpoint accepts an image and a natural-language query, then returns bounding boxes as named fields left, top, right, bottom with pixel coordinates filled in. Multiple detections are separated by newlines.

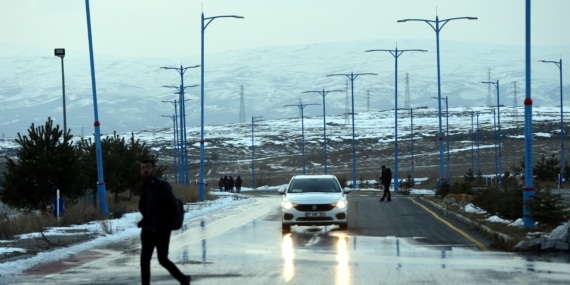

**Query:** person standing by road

left=379, top=165, right=392, bottom=202
left=138, top=159, right=191, bottom=285
left=218, top=177, right=224, bottom=192
left=235, top=175, right=243, bottom=193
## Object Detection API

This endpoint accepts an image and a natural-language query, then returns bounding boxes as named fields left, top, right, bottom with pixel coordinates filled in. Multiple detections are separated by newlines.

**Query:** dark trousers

left=140, top=230, right=187, bottom=285
left=380, top=184, right=391, bottom=201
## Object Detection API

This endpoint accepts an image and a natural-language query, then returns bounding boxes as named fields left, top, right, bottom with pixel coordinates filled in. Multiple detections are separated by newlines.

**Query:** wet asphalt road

left=6, top=191, right=570, bottom=285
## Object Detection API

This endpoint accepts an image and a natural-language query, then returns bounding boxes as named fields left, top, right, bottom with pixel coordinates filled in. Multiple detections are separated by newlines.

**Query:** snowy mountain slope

left=0, top=39, right=568, bottom=140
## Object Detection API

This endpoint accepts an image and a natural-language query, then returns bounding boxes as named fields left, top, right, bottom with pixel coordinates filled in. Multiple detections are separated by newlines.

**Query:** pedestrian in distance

left=218, top=177, right=224, bottom=192
left=224, top=175, right=230, bottom=192
left=229, top=176, right=235, bottom=193
left=235, top=175, right=243, bottom=193
left=138, top=159, right=191, bottom=285
left=379, top=165, right=392, bottom=202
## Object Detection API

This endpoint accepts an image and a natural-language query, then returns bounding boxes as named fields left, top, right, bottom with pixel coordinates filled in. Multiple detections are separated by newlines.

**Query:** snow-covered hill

left=0, top=39, right=569, bottom=139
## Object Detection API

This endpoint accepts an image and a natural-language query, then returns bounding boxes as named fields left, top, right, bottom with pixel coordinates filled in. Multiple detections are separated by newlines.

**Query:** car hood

left=284, top=192, right=346, bottom=204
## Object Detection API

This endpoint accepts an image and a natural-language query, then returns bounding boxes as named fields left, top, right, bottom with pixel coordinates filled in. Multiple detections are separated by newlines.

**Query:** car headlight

left=282, top=201, right=297, bottom=210
left=334, top=200, right=347, bottom=209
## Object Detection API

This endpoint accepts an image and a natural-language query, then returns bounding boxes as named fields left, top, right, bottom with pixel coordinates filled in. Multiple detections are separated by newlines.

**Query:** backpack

left=171, top=197, right=185, bottom=230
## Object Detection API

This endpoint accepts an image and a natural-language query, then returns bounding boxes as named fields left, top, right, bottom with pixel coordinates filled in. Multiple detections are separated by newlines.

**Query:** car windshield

left=288, top=178, right=341, bottom=193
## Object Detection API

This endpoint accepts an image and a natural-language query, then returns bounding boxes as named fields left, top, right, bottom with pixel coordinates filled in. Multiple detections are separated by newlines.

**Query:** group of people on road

left=218, top=175, right=243, bottom=193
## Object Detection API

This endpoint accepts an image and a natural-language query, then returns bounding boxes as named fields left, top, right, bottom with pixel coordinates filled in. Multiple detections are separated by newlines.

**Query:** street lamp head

left=467, top=17, right=478, bottom=20
left=54, top=48, right=65, bottom=58
left=539, top=59, right=557, bottom=64
left=397, top=19, right=408, bottom=23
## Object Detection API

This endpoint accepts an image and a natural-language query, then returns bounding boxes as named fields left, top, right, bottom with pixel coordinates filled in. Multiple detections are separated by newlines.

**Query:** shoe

left=181, top=275, right=191, bottom=285
left=387, top=199, right=392, bottom=202
left=379, top=199, right=384, bottom=202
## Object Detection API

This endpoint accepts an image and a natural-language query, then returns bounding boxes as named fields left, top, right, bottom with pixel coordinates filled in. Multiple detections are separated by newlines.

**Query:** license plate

left=305, top=212, right=325, bottom=217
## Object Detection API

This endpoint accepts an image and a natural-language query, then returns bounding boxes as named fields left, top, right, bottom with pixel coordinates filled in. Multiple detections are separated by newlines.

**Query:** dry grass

left=0, top=202, right=104, bottom=240
left=0, top=183, right=215, bottom=240
left=424, top=196, right=553, bottom=251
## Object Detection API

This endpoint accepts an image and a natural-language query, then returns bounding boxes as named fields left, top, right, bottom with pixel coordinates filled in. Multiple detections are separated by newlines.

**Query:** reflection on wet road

left=7, top=194, right=570, bottom=284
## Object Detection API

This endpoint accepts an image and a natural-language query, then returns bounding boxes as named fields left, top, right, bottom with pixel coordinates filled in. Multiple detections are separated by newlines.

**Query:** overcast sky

left=1, top=0, right=568, bottom=58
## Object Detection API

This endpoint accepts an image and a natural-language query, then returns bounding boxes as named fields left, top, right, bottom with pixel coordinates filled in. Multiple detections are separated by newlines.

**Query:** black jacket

left=381, top=168, right=392, bottom=186
left=138, top=177, right=177, bottom=232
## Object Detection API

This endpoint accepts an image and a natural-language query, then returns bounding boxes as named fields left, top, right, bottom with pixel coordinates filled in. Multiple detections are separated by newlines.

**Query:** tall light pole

left=398, top=15, right=477, bottom=185
left=492, top=108, right=499, bottom=183
left=84, top=0, right=108, bottom=214
left=54, top=48, right=67, bottom=133
left=160, top=65, right=199, bottom=185
left=433, top=96, right=450, bottom=183
left=303, top=89, right=343, bottom=174
left=366, top=48, right=426, bottom=190
left=523, top=0, right=535, bottom=228
left=284, top=102, right=320, bottom=174
left=327, top=72, right=377, bottom=189
left=471, top=110, right=480, bottom=175
left=251, top=116, right=262, bottom=188
left=161, top=99, right=183, bottom=183
left=539, top=59, right=565, bottom=185
left=481, top=80, right=502, bottom=186
left=410, top=108, right=415, bottom=184
left=476, top=112, right=481, bottom=175
left=161, top=114, right=178, bottom=182
left=201, top=12, right=244, bottom=202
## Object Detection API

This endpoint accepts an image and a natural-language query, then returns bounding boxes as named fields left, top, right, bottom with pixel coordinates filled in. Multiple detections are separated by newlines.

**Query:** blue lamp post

left=200, top=12, right=244, bottom=202
left=161, top=99, right=184, bottom=183
left=161, top=86, right=194, bottom=184
left=476, top=112, right=481, bottom=175
left=432, top=96, right=450, bottom=183
left=398, top=15, right=477, bottom=185
left=284, top=103, right=319, bottom=174
left=539, top=59, right=565, bottom=185
left=84, top=0, right=108, bottom=214
left=492, top=108, right=498, bottom=183
left=366, top=48, right=426, bottom=190
left=251, top=116, right=262, bottom=188
left=327, top=72, right=377, bottom=189
left=161, top=114, right=178, bottom=182
left=481, top=80, right=502, bottom=186
left=303, top=89, right=343, bottom=174
left=523, top=0, right=535, bottom=228
left=470, top=110, right=476, bottom=175
left=410, top=108, right=415, bottom=183
left=161, top=65, right=199, bottom=185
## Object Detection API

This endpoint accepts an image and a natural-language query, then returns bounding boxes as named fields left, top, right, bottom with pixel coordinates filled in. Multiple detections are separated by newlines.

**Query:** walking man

left=138, top=159, right=191, bottom=285
left=379, top=165, right=392, bottom=202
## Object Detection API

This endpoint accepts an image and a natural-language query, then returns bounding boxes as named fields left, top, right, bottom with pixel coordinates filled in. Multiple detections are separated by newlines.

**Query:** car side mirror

left=343, top=188, right=352, bottom=194
left=278, top=188, right=286, bottom=194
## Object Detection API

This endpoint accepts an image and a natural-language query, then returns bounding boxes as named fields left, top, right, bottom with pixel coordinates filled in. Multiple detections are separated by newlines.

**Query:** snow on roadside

left=0, top=192, right=255, bottom=276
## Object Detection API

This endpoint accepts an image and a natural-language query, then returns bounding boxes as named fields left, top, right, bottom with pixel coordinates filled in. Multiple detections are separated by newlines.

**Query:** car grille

left=294, top=204, right=334, bottom=211
left=297, top=217, right=333, bottom=221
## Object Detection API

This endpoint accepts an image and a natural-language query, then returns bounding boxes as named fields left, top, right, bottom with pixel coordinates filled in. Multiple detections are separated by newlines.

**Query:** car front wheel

left=282, top=223, right=291, bottom=233
left=338, top=222, right=348, bottom=230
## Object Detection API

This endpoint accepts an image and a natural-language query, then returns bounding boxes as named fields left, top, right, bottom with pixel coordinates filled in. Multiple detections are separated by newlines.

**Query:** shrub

left=526, top=188, right=569, bottom=230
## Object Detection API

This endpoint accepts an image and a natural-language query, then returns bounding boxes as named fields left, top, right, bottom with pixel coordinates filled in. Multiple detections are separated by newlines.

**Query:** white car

left=278, top=174, right=351, bottom=232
